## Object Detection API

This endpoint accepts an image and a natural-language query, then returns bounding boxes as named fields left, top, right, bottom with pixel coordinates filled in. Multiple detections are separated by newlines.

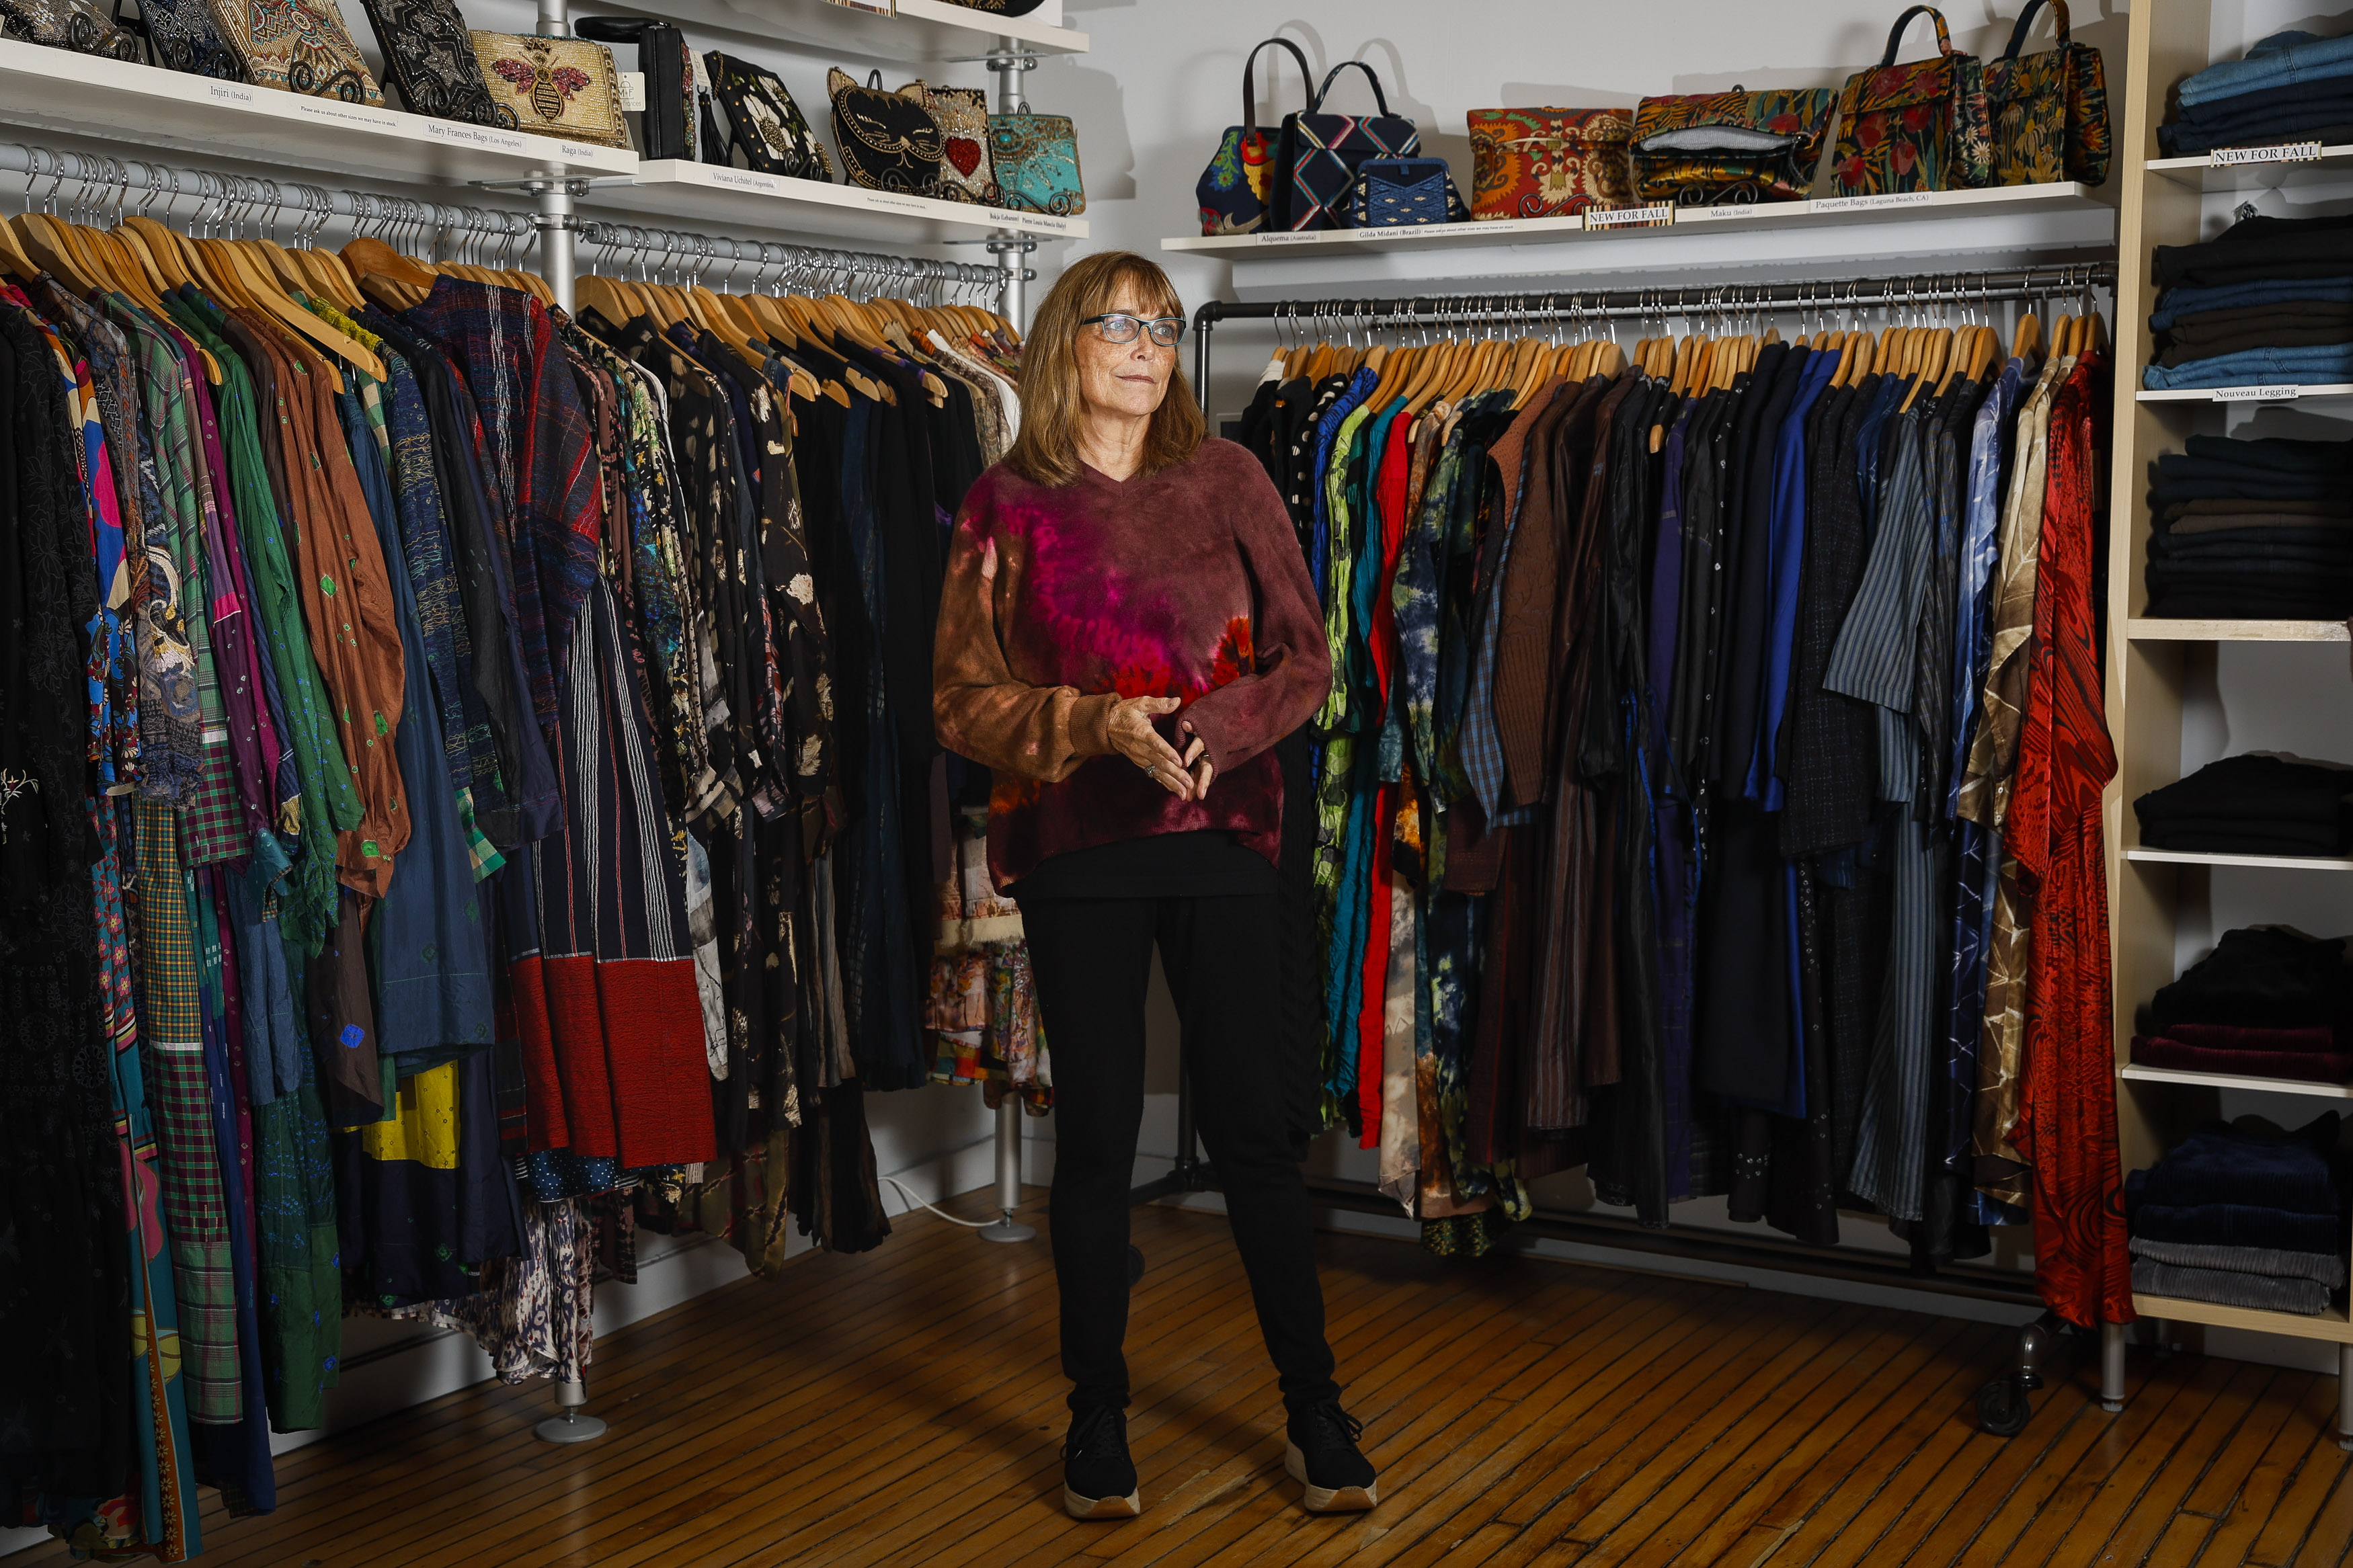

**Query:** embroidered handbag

left=1832, top=5, right=1993, bottom=196
left=206, top=0, right=383, bottom=102
left=1277, top=59, right=1422, bottom=231
left=471, top=30, right=627, bottom=147
left=1466, top=107, right=1633, bottom=218
left=1630, top=87, right=1835, bottom=205
left=112, top=0, right=241, bottom=77
left=907, top=81, right=996, bottom=204
left=1984, top=0, right=2110, bottom=186
left=1349, top=156, right=1466, bottom=227
left=1195, top=37, right=1314, bottom=235
left=0, top=0, right=142, bottom=60
left=829, top=67, right=944, bottom=196
left=989, top=109, right=1083, bottom=216
left=361, top=0, right=503, bottom=126
left=707, top=51, right=831, bottom=179
left=575, top=15, right=694, bottom=160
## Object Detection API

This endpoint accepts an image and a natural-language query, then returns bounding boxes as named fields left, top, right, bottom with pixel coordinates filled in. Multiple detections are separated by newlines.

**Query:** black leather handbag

left=708, top=51, right=831, bottom=179
left=113, top=0, right=241, bottom=78
left=360, top=0, right=504, bottom=126
left=828, top=67, right=944, bottom=197
left=575, top=16, right=694, bottom=161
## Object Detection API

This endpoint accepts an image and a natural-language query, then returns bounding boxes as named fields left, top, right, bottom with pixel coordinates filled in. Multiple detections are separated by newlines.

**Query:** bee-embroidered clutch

left=470, top=30, right=629, bottom=149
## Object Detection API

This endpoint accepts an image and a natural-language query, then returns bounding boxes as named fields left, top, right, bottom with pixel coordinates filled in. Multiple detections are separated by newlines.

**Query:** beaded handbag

left=205, top=0, right=385, bottom=104
left=360, top=0, right=502, bottom=125
left=470, top=30, right=627, bottom=149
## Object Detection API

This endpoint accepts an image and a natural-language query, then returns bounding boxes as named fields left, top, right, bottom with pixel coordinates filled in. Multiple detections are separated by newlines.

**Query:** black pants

left=1022, top=892, right=1341, bottom=1417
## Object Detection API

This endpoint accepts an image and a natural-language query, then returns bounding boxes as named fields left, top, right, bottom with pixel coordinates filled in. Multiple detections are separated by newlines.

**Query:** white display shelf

left=2125, top=618, right=2350, bottom=643
left=604, top=160, right=1084, bottom=246
left=2147, top=143, right=2353, bottom=192
left=1160, top=181, right=2111, bottom=257
left=2137, top=385, right=2353, bottom=404
left=2123, top=848, right=2353, bottom=872
left=642, top=0, right=1086, bottom=59
left=2130, top=1292, right=2353, bottom=1346
left=2120, top=1063, right=2353, bottom=1099
left=0, top=37, right=637, bottom=183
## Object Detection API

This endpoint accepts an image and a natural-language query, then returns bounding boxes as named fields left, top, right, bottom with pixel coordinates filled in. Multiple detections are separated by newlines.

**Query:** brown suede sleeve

left=932, top=524, right=1119, bottom=781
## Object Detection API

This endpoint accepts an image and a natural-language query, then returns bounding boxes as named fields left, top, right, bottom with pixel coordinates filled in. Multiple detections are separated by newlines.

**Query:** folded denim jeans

left=2173, top=70, right=2353, bottom=127
left=2178, top=29, right=2353, bottom=108
left=2144, top=344, right=2353, bottom=388
left=2130, top=1235, right=2348, bottom=1286
left=2128, top=1196, right=2346, bottom=1251
left=2153, top=277, right=2353, bottom=330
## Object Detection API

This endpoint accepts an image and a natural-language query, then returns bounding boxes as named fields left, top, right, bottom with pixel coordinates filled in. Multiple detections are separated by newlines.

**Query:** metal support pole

left=986, top=40, right=1039, bottom=327
left=536, top=180, right=575, bottom=314
left=534, top=1377, right=607, bottom=1444
left=976, top=1098, right=1036, bottom=1243
left=2339, top=1344, right=2352, bottom=1451
left=2100, top=1321, right=2127, bottom=1413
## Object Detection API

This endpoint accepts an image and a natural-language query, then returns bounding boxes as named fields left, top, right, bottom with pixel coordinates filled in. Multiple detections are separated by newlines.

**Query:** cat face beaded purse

left=2, top=0, right=154, bottom=63
left=360, top=0, right=503, bottom=126
left=470, top=30, right=628, bottom=149
left=206, top=0, right=385, bottom=104
left=705, top=51, right=830, bottom=179
left=988, top=108, right=1083, bottom=216
left=112, top=0, right=242, bottom=78
left=1467, top=107, right=1634, bottom=218
left=828, top=67, right=945, bottom=196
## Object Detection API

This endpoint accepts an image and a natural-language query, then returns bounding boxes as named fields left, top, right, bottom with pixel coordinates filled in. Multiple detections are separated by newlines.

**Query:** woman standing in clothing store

left=933, top=251, right=1375, bottom=1521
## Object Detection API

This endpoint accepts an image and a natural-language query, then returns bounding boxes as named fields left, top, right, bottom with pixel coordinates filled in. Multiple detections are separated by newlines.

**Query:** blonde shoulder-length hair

left=1003, top=251, right=1205, bottom=489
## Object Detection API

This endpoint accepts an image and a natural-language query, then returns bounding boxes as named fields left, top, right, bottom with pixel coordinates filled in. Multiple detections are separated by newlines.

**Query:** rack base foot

left=976, top=1215, right=1037, bottom=1243
left=2101, top=1321, right=2127, bottom=1413
left=534, top=1409, right=606, bottom=1444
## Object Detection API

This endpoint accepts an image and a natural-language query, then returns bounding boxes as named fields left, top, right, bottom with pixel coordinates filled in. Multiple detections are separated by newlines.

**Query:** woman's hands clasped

left=1106, top=695, right=1215, bottom=800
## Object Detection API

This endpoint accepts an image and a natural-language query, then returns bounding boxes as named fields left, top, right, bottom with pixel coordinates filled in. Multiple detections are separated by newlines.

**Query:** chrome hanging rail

left=576, top=218, right=1006, bottom=307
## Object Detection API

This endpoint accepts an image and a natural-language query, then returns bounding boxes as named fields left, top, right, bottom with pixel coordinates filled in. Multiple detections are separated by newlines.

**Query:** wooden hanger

left=11, top=214, right=99, bottom=294
left=0, top=216, right=40, bottom=283
left=2011, top=309, right=2041, bottom=363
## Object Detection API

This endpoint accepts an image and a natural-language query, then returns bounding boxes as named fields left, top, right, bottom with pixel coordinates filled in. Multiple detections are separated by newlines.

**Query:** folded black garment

left=2149, top=477, right=2349, bottom=507
left=2155, top=212, right=2353, bottom=289
left=2133, top=1114, right=2342, bottom=1210
left=2184, top=433, right=2353, bottom=473
left=2158, top=98, right=2353, bottom=157
left=2136, top=818, right=2350, bottom=854
left=2155, top=517, right=2353, bottom=542
left=2128, top=1194, right=2346, bottom=1251
left=2166, top=494, right=2353, bottom=520
left=2148, top=531, right=2353, bottom=558
left=2130, top=1235, right=2348, bottom=1286
left=2137, top=751, right=2353, bottom=840
left=2157, top=319, right=2353, bottom=368
left=2153, top=925, right=2349, bottom=1031
left=2144, top=589, right=2353, bottom=618
left=2148, top=559, right=2353, bottom=581
left=2130, top=1257, right=2334, bottom=1315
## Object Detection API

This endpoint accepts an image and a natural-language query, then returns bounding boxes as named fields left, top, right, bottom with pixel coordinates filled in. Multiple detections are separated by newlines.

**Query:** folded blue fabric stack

left=2143, top=434, right=2353, bottom=618
left=2143, top=213, right=2353, bottom=390
left=2160, top=29, right=2353, bottom=157
left=2127, top=1112, right=2348, bottom=1315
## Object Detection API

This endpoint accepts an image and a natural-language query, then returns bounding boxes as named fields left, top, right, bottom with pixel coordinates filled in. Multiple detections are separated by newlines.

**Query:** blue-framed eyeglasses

left=1082, top=312, right=1187, bottom=347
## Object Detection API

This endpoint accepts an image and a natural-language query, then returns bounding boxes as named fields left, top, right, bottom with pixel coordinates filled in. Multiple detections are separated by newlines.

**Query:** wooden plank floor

left=14, top=1196, right=2350, bottom=1568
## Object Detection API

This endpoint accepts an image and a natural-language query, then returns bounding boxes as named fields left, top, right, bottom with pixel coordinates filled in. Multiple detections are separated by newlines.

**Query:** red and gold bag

left=1466, top=108, right=1634, bottom=219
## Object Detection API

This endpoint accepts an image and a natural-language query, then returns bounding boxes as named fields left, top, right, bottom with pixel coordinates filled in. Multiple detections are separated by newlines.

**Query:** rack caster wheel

left=1127, top=1244, right=1144, bottom=1287
left=1977, top=1376, right=2032, bottom=1437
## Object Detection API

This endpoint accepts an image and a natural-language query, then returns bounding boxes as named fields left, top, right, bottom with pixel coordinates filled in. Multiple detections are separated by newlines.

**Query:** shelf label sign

left=2210, top=384, right=2304, bottom=402
left=1254, top=230, right=1328, bottom=245
left=206, top=81, right=257, bottom=106
left=424, top=120, right=531, bottom=155
left=990, top=210, right=1071, bottom=233
left=1584, top=202, right=1677, bottom=230
left=819, top=0, right=895, bottom=12
left=708, top=169, right=785, bottom=194
left=2208, top=141, right=2323, bottom=168
left=1812, top=190, right=1937, bottom=212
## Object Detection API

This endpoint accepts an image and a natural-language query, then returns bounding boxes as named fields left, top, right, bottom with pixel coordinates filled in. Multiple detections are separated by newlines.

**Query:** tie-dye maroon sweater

left=932, top=440, right=1331, bottom=890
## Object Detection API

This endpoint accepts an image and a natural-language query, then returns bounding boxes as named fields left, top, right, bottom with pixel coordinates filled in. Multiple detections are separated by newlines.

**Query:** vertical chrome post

left=2339, top=1343, right=2352, bottom=1450
left=985, top=40, right=1038, bottom=327
left=2100, top=1321, right=2126, bottom=1413
left=530, top=0, right=577, bottom=315
left=977, top=1097, right=1036, bottom=1243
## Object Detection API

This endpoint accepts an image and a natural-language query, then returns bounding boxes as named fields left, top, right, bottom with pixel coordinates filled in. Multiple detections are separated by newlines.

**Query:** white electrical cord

left=878, top=1174, right=994, bottom=1228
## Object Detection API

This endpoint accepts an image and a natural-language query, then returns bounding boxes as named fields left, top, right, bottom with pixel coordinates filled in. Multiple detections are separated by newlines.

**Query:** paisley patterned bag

left=1984, top=0, right=2110, bottom=186
left=1831, top=4, right=1993, bottom=196
left=359, top=0, right=501, bottom=125
left=829, top=67, right=944, bottom=197
left=1630, top=88, right=1835, bottom=205
left=113, top=0, right=243, bottom=77
left=705, top=50, right=830, bottom=179
left=0, top=0, right=145, bottom=63
left=988, top=109, right=1082, bottom=216
left=908, top=81, right=996, bottom=205
left=206, top=0, right=384, bottom=104
left=470, top=30, right=627, bottom=148
left=1467, top=107, right=1632, bottom=218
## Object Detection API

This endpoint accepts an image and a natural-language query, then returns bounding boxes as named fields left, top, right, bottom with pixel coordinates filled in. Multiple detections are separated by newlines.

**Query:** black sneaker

left=1062, top=1405, right=1141, bottom=1520
left=1285, top=1401, right=1379, bottom=1512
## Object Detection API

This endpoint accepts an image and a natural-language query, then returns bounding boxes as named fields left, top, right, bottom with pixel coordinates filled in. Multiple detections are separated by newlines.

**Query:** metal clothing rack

left=1142, top=258, right=2128, bottom=1388
left=576, top=220, right=1004, bottom=305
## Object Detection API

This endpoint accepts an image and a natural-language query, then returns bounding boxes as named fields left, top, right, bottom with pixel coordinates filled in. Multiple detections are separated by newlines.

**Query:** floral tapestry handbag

left=575, top=15, right=695, bottom=160
left=112, top=0, right=242, bottom=77
left=1984, top=0, right=2110, bottom=186
left=829, top=66, right=945, bottom=196
left=707, top=52, right=830, bottom=179
left=907, top=81, right=997, bottom=204
left=989, top=109, right=1083, bottom=216
left=1831, top=4, right=1994, bottom=196
left=1196, top=36, right=1314, bottom=235
left=1349, top=157, right=1466, bottom=226
left=470, top=30, right=627, bottom=147
left=206, top=0, right=383, bottom=103
left=1630, top=88, right=1835, bottom=205
left=1, top=0, right=156, bottom=62
left=1279, top=59, right=1422, bottom=231
left=361, top=0, right=504, bottom=126
left=1466, top=107, right=1634, bottom=218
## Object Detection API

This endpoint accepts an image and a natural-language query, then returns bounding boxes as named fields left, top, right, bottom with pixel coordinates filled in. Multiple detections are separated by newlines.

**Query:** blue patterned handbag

left=1278, top=60, right=1421, bottom=231
left=1349, top=156, right=1467, bottom=227
left=989, top=109, right=1084, bottom=216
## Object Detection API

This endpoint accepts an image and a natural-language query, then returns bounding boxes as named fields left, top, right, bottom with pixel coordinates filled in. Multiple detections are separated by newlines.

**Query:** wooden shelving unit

left=2106, top=0, right=2353, bottom=1417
